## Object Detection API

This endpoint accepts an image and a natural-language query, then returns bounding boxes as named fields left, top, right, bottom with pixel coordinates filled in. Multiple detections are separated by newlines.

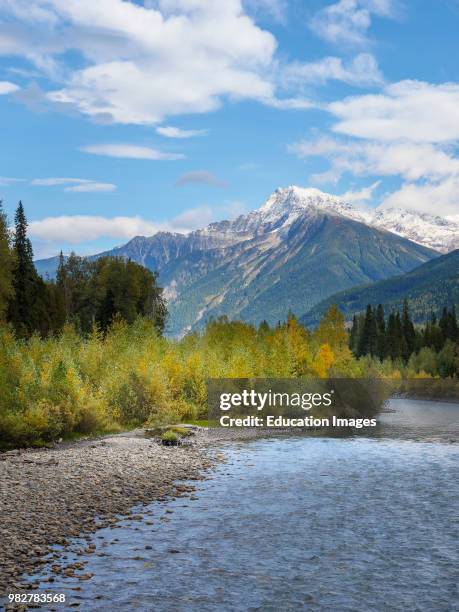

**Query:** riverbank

left=0, top=430, right=210, bottom=595
left=1, top=425, right=286, bottom=596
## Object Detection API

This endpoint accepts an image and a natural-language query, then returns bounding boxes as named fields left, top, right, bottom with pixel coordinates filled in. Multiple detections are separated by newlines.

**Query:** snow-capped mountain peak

left=372, top=206, right=459, bottom=253
left=257, top=185, right=369, bottom=226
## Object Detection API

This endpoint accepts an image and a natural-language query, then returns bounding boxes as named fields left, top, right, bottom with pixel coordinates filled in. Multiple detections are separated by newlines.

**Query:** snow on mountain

left=371, top=207, right=459, bottom=253
left=198, top=186, right=457, bottom=253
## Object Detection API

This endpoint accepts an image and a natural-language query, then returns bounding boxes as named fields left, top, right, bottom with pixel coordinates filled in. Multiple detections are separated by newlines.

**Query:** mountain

left=35, top=187, right=442, bottom=335
left=302, top=249, right=459, bottom=327
left=372, top=207, right=459, bottom=254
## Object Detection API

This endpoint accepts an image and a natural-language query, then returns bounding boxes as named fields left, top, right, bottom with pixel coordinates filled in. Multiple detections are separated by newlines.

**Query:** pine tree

left=9, top=201, right=38, bottom=336
left=401, top=299, right=415, bottom=361
left=349, top=314, right=358, bottom=353
left=0, top=200, right=14, bottom=321
left=375, top=304, right=386, bottom=360
left=357, top=305, right=378, bottom=357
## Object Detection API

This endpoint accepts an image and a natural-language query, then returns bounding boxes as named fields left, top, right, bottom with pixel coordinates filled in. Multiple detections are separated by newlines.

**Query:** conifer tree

left=357, top=305, right=378, bottom=357
left=375, top=304, right=386, bottom=360
left=9, top=201, right=38, bottom=336
left=0, top=200, right=14, bottom=320
left=401, top=299, right=415, bottom=361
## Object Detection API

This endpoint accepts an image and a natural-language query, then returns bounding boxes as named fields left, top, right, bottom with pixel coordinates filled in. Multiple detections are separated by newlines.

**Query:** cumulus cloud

left=290, top=137, right=459, bottom=183
left=380, top=178, right=459, bottom=217
left=28, top=205, right=220, bottom=244
left=80, top=144, right=184, bottom=160
left=0, top=81, right=20, bottom=95
left=310, top=0, right=395, bottom=46
left=329, top=81, right=459, bottom=143
left=290, top=79, right=459, bottom=215
left=176, top=171, right=228, bottom=188
left=31, top=177, right=117, bottom=192
left=0, top=0, right=386, bottom=127
left=0, top=0, right=277, bottom=124
left=156, top=126, right=207, bottom=139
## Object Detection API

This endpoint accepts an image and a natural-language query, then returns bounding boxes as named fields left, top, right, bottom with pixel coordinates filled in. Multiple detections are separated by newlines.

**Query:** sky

left=0, top=0, right=459, bottom=259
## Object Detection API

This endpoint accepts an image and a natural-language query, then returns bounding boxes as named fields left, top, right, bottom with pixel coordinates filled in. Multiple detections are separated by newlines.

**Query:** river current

left=28, top=399, right=459, bottom=611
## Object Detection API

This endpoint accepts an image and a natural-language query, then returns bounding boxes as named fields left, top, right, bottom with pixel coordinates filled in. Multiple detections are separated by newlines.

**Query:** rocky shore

left=0, top=429, right=220, bottom=599
left=0, top=424, right=292, bottom=608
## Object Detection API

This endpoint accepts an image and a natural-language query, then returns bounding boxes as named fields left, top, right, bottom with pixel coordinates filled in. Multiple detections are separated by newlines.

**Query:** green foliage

left=161, top=430, right=179, bottom=444
left=0, top=201, right=14, bottom=321
left=57, top=253, right=167, bottom=334
left=0, top=201, right=167, bottom=340
left=0, top=300, right=456, bottom=450
left=351, top=302, right=458, bottom=377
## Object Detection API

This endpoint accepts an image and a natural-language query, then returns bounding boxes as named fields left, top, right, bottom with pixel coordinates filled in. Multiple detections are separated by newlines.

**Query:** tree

left=375, top=304, right=386, bottom=360
left=314, top=305, right=348, bottom=351
left=9, top=202, right=40, bottom=336
left=56, top=255, right=168, bottom=335
left=401, top=299, right=415, bottom=361
left=357, top=305, right=378, bottom=357
left=0, top=201, right=14, bottom=321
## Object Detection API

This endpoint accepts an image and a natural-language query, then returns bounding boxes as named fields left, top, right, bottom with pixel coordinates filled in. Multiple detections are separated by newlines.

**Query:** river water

left=28, top=399, right=458, bottom=611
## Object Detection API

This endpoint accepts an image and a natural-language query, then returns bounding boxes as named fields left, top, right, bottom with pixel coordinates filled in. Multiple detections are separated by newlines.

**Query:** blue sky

left=0, top=0, right=458, bottom=258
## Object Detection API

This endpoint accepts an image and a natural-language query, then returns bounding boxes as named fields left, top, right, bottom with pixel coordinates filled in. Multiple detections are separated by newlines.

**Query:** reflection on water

left=28, top=399, right=458, bottom=611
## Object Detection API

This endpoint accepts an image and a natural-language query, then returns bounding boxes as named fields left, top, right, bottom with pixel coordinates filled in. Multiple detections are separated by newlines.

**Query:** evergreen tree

left=401, top=299, right=415, bottom=361
left=375, top=304, right=386, bottom=360
left=9, top=202, right=39, bottom=336
left=357, top=305, right=378, bottom=357
left=349, top=314, right=358, bottom=354
left=0, top=200, right=14, bottom=321
left=96, top=288, right=116, bottom=333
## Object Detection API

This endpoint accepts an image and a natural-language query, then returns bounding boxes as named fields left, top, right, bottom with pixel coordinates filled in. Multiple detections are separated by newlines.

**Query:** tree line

left=350, top=301, right=458, bottom=377
left=0, top=201, right=167, bottom=338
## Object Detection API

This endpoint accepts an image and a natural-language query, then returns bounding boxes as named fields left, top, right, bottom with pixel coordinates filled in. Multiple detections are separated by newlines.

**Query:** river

left=26, top=399, right=458, bottom=611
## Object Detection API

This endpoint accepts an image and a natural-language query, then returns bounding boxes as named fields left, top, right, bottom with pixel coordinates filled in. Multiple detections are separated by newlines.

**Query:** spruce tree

left=401, top=299, right=415, bottom=361
left=9, top=201, right=38, bottom=336
left=0, top=200, right=14, bottom=321
left=357, top=305, right=378, bottom=357
left=375, top=304, right=386, bottom=360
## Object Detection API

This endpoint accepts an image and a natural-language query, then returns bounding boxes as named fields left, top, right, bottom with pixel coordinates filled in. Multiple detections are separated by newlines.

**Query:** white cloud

left=284, top=53, right=383, bottom=87
left=176, top=171, right=228, bottom=188
left=310, top=0, right=395, bottom=46
left=329, top=81, right=459, bottom=143
left=80, top=144, right=185, bottom=160
left=340, top=180, right=381, bottom=203
left=0, top=0, right=277, bottom=124
left=28, top=205, right=217, bottom=244
left=263, top=97, right=315, bottom=110
left=291, top=137, right=459, bottom=183
left=32, top=177, right=92, bottom=186
left=32, top=177, right=117, bottom=192
left=156, top=126, right=207, bottom=139
left=29, top=215, right=161, bottom=243
left=0, top=81, right=20, bottom=95
left=65, top=182, right=116, bottom=192
left=380, top=178, right=459, bottom=217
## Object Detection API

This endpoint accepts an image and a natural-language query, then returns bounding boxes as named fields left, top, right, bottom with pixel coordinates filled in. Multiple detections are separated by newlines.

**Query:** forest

left=0, top=202, right=458, bottom=449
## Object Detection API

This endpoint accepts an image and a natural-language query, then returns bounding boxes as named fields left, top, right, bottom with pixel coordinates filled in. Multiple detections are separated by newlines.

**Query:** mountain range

left=36, top=186, right=453, bottom=336
left=301, top=249, right=459, bottom=327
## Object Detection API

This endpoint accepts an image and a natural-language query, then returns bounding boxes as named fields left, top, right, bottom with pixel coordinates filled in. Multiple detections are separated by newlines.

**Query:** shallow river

left=29, top=399, right=458, bottom=611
